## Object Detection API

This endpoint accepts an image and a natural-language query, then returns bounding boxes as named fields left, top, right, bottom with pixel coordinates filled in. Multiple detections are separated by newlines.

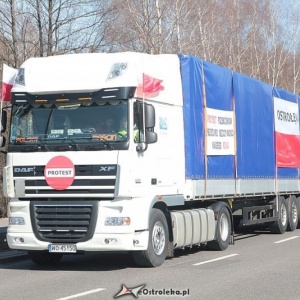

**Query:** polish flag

left=136, top=73, right=164, bottom=98
left=1, top=64, right=18, bottom=101
left=274, top=97, right=300, bottom=168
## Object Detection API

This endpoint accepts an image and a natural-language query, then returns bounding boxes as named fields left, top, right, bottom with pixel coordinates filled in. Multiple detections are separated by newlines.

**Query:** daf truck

left=2, top=52, right=300, bottom=267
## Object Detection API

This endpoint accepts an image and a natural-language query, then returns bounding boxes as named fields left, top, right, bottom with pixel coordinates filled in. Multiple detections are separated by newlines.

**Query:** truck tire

left=269, top=196, right=288, bottom=234
left=287, top=195, right=298, bottom=231
left=132, top=208, right=169, bottom=267
left=28, top=251, right=63, bottom=265
left=207, top=207, right=231, bottom=251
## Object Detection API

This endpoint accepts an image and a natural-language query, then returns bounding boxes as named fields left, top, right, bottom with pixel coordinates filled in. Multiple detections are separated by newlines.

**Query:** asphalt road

left=1, top=227, right=300, bottom=300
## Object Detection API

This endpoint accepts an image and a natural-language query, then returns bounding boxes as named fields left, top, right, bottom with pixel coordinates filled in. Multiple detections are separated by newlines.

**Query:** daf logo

left=99, top=166, right=115, bottom=172
left=14, top=167, right=34, bottom=173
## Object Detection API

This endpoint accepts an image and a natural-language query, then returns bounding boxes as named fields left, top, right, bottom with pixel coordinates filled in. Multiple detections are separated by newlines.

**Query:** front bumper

left=7, top=230, right=149, bottom=252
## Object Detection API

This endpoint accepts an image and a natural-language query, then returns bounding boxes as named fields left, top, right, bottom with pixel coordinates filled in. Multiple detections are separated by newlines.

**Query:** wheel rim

left=291, top=201, right=298, bottom=224
left=280, top=203, right=287, bottom=226
left=152, top=221, right=165, bottom=255
left=220, top=213, right=229, bottom=241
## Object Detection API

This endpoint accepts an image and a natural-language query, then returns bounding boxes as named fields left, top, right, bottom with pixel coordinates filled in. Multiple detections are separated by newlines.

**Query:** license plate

left=48, top=244, right=77, bottom=253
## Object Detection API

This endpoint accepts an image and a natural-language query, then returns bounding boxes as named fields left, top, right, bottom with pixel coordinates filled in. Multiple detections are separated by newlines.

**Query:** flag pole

left=0, top=71, right=4, bottom=150
left=0, top=64, right=4, bottom=133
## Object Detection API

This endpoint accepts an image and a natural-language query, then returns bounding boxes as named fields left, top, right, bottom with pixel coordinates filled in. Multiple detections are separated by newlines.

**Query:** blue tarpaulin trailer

left=3, top=52, right=300, bottom=267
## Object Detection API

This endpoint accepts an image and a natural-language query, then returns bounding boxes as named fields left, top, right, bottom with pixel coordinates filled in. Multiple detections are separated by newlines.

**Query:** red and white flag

left=274, top=97, right=300, bottom=168
left=1, top=64, right=18, bottom=101
left=136, top=73, right=164, bottom=98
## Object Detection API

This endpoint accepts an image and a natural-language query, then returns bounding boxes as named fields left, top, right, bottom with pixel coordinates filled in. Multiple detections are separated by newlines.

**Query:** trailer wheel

left=270, top=196, right=288, bottom=234
left=207, top=207, right=231, bottom=251
left=132, top=208, right=168, bottom=267
left=28, top=251, right=63, bottom=265
left=287, top=196, right=298, bottom=231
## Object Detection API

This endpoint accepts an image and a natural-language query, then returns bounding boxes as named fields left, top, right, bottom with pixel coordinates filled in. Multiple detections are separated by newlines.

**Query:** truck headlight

left=105, top=217, right=130, bottom=226
left=9, top=217, right=25, bottom=225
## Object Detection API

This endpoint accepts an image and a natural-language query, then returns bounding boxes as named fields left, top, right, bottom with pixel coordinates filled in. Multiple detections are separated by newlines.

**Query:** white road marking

left=56, top=288, right=106, bottom=300
left=274, top=236, right=300, bottom=244
left=193, top=253, right=239, bottom=266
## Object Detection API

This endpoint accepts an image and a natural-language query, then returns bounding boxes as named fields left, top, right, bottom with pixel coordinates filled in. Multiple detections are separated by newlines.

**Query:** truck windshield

left=9, top=100, right=128, bottom=149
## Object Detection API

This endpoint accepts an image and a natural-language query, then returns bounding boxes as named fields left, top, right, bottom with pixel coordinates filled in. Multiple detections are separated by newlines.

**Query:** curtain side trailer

left=2, top=52, right=300, bottom=267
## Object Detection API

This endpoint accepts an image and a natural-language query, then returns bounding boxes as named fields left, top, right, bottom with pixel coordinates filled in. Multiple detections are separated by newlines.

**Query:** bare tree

left=108, top=0, right=172, bottom=54
left=0, top=0, right=19, bottom=67
left=282, top=1, right=300, bottom=93
left=259, top=1, right=299, bottom=90
left=0, top=0, right=300, bottom=92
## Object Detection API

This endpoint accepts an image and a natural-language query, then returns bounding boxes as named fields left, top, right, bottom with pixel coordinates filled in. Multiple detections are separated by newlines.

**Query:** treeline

left=0, top=0, right=300, bottom=92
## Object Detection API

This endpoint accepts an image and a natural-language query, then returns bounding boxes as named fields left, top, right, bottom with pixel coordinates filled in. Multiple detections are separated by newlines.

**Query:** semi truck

left=2, top=52, right=300, bottom=267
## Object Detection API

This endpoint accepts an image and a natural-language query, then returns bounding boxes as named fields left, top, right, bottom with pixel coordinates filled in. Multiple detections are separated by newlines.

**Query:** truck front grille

left=30, top=201, right=98, bottom=243
left=14, top=164, right=119, bottom=199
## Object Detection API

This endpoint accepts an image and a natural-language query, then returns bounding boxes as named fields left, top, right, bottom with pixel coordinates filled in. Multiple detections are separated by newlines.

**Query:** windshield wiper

left=55, top=145, right=73, bottom=151
left=13, top=140, right=48, bottom=152
left=84, top=138, right=113, bottom=151
left=54, top=140, right=80, bottom=151
left=68, top=138, right=80, bottom=151
left=38, top=137, right=80, bottom=151
left=19, top=145, right=40, bottom=152
left=85, top=143, right=114, bottom=151
left=100, top=139, right=114, bottom=150
left=36, top=140, right=49, bottom=151
left=69, top=137, right=114, bottom=151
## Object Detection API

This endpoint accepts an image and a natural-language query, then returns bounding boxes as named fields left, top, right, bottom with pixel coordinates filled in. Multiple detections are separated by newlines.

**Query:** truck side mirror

left=0, top=110, right=7, bottom=148
left=144, top=103, right=155, bottom=128
left=1, top=110, right=7, bottom=133
left=144, top=104, right=157, bottom=144
left=145, top=131, right=157, bottom=144
left=0, top=136, right=6, bottom=148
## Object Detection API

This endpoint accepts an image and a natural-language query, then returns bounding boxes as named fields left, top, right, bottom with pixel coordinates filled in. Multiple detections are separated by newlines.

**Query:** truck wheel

left=269, top=196, right=288, bottom=234
left=28, top=251, right=63, bottom=265
left=132, top=208, right=169, bottom=267
left=287, top=196, right=298, bottom=231
left=207, top=207, right=231, bottom=251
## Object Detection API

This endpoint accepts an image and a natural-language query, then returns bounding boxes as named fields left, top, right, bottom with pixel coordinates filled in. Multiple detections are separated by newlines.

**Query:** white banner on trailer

left=205, top=107, right=235, bottom=156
